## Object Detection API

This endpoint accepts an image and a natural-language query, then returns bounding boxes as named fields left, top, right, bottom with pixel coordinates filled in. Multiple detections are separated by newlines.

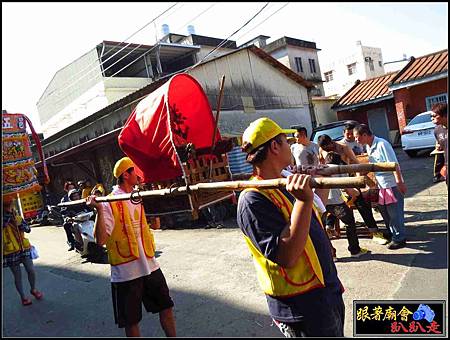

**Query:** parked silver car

left=401, top=111, right=436, bottom=157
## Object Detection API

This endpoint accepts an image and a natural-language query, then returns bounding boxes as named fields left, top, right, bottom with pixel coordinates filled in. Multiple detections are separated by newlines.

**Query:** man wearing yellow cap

left=237, top=118, right=345, bottom=337
left=86, top=157, right=176, bottom=337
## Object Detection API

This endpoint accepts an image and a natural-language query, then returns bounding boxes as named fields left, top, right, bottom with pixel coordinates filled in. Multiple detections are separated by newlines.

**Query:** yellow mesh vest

left=106, top=200, right=155, bottom=266
left=3, top=213, right=31, bottom=256
left=240, top=178, right=325, bottom=297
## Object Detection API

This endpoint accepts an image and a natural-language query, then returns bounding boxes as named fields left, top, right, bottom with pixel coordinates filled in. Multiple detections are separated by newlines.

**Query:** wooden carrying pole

left=231, top=162, right=397, bottom=181
left=59, top=176, right=366, bottom=207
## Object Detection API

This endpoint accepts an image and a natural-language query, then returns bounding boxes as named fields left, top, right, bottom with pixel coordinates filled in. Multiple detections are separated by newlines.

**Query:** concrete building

left=34, top=45, right=315, bottom=196
left=332, top=72, right=399, bottom=144
left=332, top=49, right=448, bottom=145
left=322, top=41, right=386, bottom=97
left=37, top=33, right=237, bottom=138
left=311, top=95, right=339, bottom=125
left=383, top=54, right=410, bottom=73
left=389, top=49, right=448, bottom=131
left=240, top=36, right=324, bottom=97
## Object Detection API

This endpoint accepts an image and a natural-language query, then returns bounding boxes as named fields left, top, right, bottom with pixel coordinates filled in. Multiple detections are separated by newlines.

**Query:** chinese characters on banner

left=2, top=113, right=49, bottom=202
left=354, top=301, right=445, bottom=336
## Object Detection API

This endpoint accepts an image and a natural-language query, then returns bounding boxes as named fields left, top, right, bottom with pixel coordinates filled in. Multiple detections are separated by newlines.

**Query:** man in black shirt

left=237, top=118, right=345, bottom=337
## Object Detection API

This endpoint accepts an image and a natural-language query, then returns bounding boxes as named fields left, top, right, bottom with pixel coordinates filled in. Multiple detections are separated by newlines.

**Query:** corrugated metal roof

left=332, top=72, right=398, bottom=109
left=390, top=49, right=448, bottom=85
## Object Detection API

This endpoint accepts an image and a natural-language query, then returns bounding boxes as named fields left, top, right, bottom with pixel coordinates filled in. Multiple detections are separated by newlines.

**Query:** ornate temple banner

left=2, top=113, right=49, bottom=202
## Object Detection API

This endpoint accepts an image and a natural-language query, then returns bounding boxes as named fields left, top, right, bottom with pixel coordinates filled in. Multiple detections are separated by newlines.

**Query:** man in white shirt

left=338, top=123, right=364, bottom=156
left=87, top=157, right=176, bottom=337
left=290, top=127, right=320, bottom=167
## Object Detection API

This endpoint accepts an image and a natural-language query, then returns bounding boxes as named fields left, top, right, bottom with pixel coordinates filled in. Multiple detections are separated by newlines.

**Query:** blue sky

left=2, top=2, right=448, bottom=132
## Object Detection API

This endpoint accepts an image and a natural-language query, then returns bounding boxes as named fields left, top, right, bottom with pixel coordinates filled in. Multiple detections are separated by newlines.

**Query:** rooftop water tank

left=161, top=24, right=170, bottom=36
left=187, top=25, right=195, bottom=35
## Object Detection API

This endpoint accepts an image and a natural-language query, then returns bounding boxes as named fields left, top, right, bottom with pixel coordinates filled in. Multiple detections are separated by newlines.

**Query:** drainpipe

left=99, top=42, right=106, bottom=76
left=156, top=44, right=163, bottom=78
left=307, top=87, right=317, bottom=128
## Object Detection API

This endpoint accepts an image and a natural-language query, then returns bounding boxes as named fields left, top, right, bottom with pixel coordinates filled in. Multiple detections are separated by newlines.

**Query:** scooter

left=34, top=205, right=65, bottom=226
left=71, top=211, right=107, bottom=262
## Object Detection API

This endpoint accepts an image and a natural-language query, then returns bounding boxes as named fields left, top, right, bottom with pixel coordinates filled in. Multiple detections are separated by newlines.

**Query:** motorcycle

left=34, top=205, right=65, bottom=226
left=69, top=210, right=107, bottom=262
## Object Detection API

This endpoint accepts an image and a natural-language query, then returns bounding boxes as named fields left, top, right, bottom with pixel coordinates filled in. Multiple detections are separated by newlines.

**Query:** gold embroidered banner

left=2, top=113, right=42, bottom=201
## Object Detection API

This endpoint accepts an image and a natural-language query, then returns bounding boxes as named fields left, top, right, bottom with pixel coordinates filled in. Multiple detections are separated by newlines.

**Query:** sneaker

left=326, top=227, right=338, bottom=239
left=433, top=175, right=445, bottom=183
left=372, top=232, right=390, bottom=245
left=204, top=223, right=215, bottom=229
left=351, top=248, right=370, bottom=258
left=68, top=244, right=75, bottom=251
left=387, top=240, right=406, bottom=250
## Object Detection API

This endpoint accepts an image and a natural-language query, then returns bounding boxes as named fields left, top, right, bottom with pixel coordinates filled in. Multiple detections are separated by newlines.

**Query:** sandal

left=30, top=289, right=43, bottom=300
left=22, top=298, right=33, bottom=306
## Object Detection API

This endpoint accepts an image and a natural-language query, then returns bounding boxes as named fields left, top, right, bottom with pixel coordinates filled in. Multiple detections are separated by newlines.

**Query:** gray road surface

left=3, top=149, right=447, bottom=337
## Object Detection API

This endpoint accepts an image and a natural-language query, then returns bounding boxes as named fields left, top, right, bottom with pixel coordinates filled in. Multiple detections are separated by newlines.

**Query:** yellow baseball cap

left=242, top=118, right=296, bottom=153
left=113, top=157, right=135, bottom=178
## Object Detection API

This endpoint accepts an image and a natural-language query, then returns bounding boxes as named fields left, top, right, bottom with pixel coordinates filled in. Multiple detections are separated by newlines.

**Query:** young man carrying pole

left=236, top=118, right=345, bottom=337
left=86, top=157, right=176, bottom=337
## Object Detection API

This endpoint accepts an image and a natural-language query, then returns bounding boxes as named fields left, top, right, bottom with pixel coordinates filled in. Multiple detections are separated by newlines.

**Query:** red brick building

left=332, top=72, right=399, bottom=143
left=332, top=49, right=448, bottom=144
left=389, top=49, right=448, bottom=131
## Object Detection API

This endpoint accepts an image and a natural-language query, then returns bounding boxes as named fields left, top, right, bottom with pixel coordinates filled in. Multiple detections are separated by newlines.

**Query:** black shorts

left=111, top=268, right=174, bottom=328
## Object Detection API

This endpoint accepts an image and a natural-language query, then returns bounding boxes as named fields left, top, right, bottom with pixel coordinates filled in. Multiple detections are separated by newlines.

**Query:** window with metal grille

left=309, top=59, right=316, bottom=73
left=426, top=93, right=447, bottom=110
left=324, top=71, right=334, bottom=82
left=294, top=57, right=303, bottom=73
left=347, top=62, right=357, bottom=75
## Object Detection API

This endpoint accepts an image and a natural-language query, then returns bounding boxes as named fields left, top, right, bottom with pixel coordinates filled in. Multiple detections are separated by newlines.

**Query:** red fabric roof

left=118, top=73, right=221, bottom=183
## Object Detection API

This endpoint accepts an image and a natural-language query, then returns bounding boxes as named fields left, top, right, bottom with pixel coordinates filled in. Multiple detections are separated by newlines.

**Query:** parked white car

left=401, top=111, right=436, bottom=157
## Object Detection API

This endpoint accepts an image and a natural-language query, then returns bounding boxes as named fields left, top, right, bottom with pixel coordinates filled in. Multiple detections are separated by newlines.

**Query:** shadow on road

left=398, top=149, right=444, bottom=198
left=3, top=264, right=280, bottom=338
left=404, top=209, right=448, bottom=223
left=336, top=222, right=448, bottom=269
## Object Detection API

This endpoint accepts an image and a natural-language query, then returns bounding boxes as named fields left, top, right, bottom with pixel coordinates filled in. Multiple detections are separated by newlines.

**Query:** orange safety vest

left=106, top=200, right=155, bottom=266
left=239, top=177, right=325, bottom=297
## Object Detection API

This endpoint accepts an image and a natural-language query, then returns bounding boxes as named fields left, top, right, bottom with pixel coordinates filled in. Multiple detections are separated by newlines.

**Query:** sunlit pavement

left=3, top=148, right=447, bottom=337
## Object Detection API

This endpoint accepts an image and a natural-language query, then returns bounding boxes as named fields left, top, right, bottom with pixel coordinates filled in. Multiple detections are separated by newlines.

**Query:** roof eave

left=333, top=94, right=394, bottom=111
left=388, top=72, right=448, bottom=91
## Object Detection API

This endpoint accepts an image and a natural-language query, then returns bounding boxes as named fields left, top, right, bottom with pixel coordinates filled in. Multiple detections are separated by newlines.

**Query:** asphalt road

left=3, top=149, right=448, bottom=337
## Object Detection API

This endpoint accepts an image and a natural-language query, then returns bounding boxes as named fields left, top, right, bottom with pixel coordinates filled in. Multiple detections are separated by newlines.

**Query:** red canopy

left=118, top=73, right=221, bottom=183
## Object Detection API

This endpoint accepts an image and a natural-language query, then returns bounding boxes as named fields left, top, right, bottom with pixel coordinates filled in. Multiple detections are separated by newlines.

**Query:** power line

left=44, top=2, right=180, bottom=102
left=51, top=3, right=218, bottom=107
left=186, top=2, right=270, bottom=70
left=235, top=2, right=290, bottom=43
left=52, top=2, right=271, bottom=111
left=108, top=2, right=270, bottom=80
left=177, top=3, right=216, bottom=33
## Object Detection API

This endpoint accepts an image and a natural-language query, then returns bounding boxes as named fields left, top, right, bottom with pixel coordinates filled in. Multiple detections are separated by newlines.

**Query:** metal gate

left=367, top=108, right=391, bottom=142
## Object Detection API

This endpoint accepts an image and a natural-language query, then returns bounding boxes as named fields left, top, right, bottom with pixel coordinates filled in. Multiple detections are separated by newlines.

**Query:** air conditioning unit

left=364, top=57, right=372, bottom=62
